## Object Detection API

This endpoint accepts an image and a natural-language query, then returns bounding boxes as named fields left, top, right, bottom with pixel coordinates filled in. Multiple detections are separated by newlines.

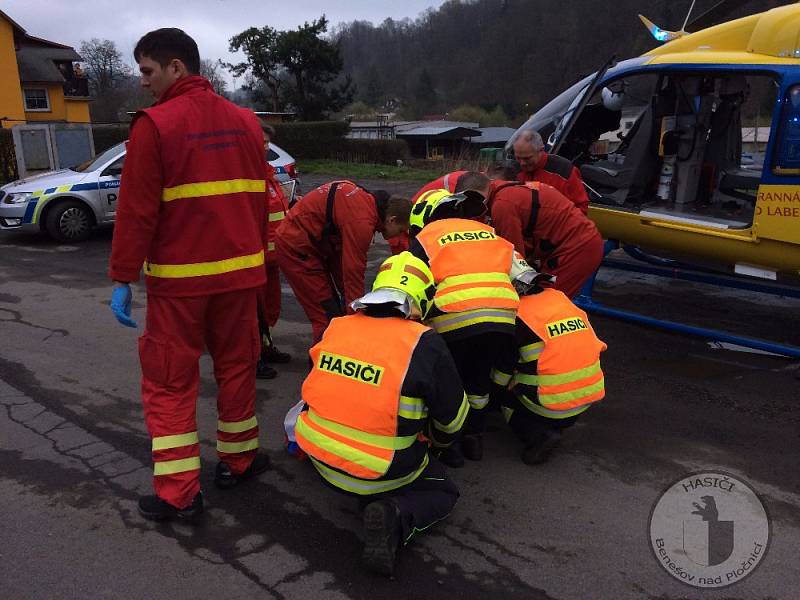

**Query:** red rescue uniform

left=109, top=76, right=267, bottom=508
left=258, top=162, right=289, bottom=328
left=517, top=152, right=589, bottom=215
left=275, top=180, right=384, bottom=342
left=388, top=171, right=468, bottom=255
left=490, top=181, right=602, bottom=298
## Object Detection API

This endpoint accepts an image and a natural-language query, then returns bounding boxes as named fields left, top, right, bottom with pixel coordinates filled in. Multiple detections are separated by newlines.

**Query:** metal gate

left=12, top=123, right=95, bottom=178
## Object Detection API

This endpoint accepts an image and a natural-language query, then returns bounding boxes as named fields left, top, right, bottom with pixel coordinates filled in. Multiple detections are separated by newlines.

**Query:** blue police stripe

left=44, top=187, right=56, bottom=194
left=98, top=180, right=120, bottom=189
left=23, top=199, right=38, bottom=224
left=71, top=182, right=101, bottom=191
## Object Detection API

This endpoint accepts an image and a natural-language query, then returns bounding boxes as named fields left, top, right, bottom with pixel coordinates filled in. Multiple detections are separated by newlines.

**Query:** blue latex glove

left=110, top=284, right=137, bottom=328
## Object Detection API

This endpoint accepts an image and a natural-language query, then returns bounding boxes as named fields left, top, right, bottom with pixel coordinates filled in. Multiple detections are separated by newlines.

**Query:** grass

left=297, top=159, right=446, bottom=183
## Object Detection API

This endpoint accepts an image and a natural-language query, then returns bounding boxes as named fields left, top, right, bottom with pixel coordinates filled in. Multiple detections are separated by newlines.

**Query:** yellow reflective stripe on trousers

left=426, top=309, right=516, bottom=334
left=146, top=250, right=264, bottom=279
left=216, top=438, right=259, bottom=454
left=217, top=416, right=258, bottom=433
left=439, top=272, right=512, bottom=288
left=467, top=393, right=489, bottom=410
left=310, top=454, right=429, bottom=496
left=268, top=211, right=286, bottom=222
left=519, top=342, right=544, bottom=363
left=539, top=378, right=605, bottom=405
left=433, top=393, right=469, bottom=434
left=398, top=395, right=428, bottom=420
left=515, top=361, right=602, bottom=387
left=154, top=456, right=201, bottom=475
left=519, top=394, right=590, bottom=419
left=162, top=178, right=266, bottom=202
left=436, top=286, right=519, bottom=308
left=490, top=368, right=512, bottom=386
left=152, top=431, right=198, bottom=451
left=296, top=417, right=390, bottom=474
left=306, top=410, right=417, bottom=450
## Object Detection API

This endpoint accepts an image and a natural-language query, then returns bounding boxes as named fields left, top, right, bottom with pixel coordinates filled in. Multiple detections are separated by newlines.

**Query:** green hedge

left=327, top=139, right=410, bottom=164
left=272, top=121, right=350, bottom=158
left=93, top=124, right=130, bottom=154
left=0, top=129, right=18, bottom=184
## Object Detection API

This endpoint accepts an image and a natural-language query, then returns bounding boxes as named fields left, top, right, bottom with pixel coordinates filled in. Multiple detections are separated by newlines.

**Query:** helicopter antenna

left=681, top=0, right=698, bottom=32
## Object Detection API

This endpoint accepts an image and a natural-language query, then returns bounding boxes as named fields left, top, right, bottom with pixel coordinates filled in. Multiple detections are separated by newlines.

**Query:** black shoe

left=138, top=492, right=203, bottom=524
left=521, top=430, right=562, bottom=465
left=256, top=359, right=278, bottom=379
left=262, top=344, right=292, bottom=364
left=215, top=452, right=271, bottom=489
left=436, top=444, right=464, bottom=469
left=461, top=434, right=483, bottom=461
left=362, top=499, right=401, bottom=576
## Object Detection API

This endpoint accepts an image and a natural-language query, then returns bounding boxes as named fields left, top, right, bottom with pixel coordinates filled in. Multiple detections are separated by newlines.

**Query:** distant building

left=0, top=9, right=90, bottom=128
left=254, top=111, right=296, bottom=123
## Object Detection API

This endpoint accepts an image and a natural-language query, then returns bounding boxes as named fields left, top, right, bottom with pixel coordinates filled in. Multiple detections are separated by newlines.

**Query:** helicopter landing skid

left=574, top=241, right=800, bottom=358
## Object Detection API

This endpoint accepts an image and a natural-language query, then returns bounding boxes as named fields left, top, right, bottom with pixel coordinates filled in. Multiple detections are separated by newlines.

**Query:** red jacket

left=265, top=163, right=289, bottom=265
left=517, top=152, right=588, bottom=214
left=276, top=180, right=382, bottom=309
left=410, top=171, right=467, bottom=203
left=490, top=181, right=600, bottom=267
left=109, top=76, right=267, bottom=297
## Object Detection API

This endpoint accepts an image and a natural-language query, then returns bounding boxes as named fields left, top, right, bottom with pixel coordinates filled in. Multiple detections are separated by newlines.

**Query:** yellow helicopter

left=511, top=2, right=800, bottom=281
left=509, top=1, right=800, bottom=356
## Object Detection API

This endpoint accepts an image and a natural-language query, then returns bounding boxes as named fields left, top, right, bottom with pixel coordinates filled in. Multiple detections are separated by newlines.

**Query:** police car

left=0, top=141, right=298, bottom=242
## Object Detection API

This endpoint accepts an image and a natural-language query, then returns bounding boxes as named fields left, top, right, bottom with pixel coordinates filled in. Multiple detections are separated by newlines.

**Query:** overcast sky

left=5, top=0, right=444, bottom=86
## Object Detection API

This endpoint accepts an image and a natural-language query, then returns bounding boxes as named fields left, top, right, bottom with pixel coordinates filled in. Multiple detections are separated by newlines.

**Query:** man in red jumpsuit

left=275, top=180, right=411, bottom=342
left=108, top=28, right=270, bottom=524
left=388, top=171, right=486, bottom=254
left=489, top=180, right=603, bottom=298
left=256, top=123, right=291, bottom=379
left=512, top=130, right=589, bottom=214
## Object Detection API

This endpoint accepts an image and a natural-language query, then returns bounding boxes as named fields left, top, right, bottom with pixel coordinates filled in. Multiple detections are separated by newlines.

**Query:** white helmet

left=601, top=86, right=625, bottom=112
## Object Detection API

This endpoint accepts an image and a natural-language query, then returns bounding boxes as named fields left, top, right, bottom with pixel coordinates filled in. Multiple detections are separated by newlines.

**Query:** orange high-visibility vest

left=296, top=313, right=429, bottom=481
left=415, top=218, right=518, bottom=313
left=513, top=288, right=607, bottom=418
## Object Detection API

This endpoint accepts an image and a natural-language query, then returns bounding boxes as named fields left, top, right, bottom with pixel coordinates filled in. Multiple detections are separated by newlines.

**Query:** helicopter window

left=772, top=85, right=800, bottom=175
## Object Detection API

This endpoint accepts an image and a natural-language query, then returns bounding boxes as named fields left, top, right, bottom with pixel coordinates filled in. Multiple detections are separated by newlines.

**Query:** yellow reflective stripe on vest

left=217, top=416, right=258, bottom=433
left=162, top=178, right=266, bottom=202
left=269, top=211, right=286, bottom=222
left=306, top=410, right=417, bottom=450
left=520, top=342, right=545, bottom=363
left=515, top=361, right=602, bottom=387
left=490, top=368, right=512, bottom=386
left=426, top=308, right=515, bottom=334
left=539, top=378, right=605, bottom=405
left=297, top=418, right=391, bottom=474
left=433, top=393, right=469, bottom=434
left=216, top=438, right=259, bottom=454
left=309, top=454, right=429, bottom=496
left=439, top=272, right=512, bottom=288
left=154, top=456, right=201, bottom=476
left=146, top=250, right=264, bottom=279
left=398, top=395, right=428, bottom=420
left=152, top=431, right=198, bottom=451
left=436, top=286, right=519, bottom=308
left=519, top=394, right=590, bottom=419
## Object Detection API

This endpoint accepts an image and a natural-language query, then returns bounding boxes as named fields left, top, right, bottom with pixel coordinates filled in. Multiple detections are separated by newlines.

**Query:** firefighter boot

left=138, top=492, right=204, bottom=524
left=262, top=344, right=292, bottom=363
left=215, top=452, right=271, bottom=489
left=521, top=430, right=562, bottom=465
left=461, top=434, right=483, bottom=461
left=362, top=499, right=401, bottom=576
left=436, top=443, right=465, bottom=468
left=256, top=357, right=278, bottom=379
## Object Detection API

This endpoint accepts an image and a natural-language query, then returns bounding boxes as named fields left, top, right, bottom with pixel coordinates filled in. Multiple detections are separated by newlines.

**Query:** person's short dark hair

left=261, top=123, right=276, bottom=138
left=454, top=171, right=490, bottom=193
left=487, top=160, right=520, bottom=181
left=134, top=28, right=200, bottom=75
left=378, top=194, right=411, bottom=224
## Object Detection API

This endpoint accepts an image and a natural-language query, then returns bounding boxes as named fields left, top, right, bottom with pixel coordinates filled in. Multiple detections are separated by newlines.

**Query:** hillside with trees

left=332, top=0, right=788, bottom=122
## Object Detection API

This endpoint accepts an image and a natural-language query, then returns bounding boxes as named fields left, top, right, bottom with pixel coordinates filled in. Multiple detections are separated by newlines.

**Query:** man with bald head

left=512, top=130, right=589, bottom=214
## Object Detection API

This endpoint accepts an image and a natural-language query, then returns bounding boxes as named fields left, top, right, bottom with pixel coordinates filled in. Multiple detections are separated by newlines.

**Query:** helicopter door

left=754, top=83, right=800, bottom=245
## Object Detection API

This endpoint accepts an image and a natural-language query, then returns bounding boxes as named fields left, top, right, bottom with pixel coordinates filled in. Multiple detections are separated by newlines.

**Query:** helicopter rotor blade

left=687, top=0, right=749, bottom=31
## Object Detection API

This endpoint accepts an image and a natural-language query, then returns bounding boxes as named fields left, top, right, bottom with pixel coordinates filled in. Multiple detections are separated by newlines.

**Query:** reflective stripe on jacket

left=415, top=218, right=518, bottom=314
left=139, top=78, right=267, bottom=296
left=296, top=313, right=433, bottom=489
left=513, top=288, right=606, bottom=418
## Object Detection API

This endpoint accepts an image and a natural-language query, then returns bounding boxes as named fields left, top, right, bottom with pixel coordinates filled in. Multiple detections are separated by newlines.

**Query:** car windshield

left=71, top=142, right=126, bottom=173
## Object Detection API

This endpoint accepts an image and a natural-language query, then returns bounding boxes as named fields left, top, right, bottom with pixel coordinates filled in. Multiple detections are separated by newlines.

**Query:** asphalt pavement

left=1, top=176, right=799, bottom=600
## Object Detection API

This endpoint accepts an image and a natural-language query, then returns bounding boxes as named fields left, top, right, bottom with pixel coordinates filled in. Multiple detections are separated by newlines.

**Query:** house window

left=23, top=88, right=50, bottom=111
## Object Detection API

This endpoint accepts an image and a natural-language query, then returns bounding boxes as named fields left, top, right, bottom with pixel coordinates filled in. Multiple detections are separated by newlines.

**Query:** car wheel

left=45, top=200, right=93, bottom=242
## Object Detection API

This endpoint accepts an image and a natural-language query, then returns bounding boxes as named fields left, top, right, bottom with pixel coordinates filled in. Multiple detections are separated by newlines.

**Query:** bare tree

left=79, top=38, right=129, bottom=97
left=200, top=58, right=228, bottom=96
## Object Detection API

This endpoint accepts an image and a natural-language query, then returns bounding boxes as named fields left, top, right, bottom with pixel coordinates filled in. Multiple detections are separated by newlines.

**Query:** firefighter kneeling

left=295, top=252, right=469, bottom=576
left=491, top=261, right=607, bottom=465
